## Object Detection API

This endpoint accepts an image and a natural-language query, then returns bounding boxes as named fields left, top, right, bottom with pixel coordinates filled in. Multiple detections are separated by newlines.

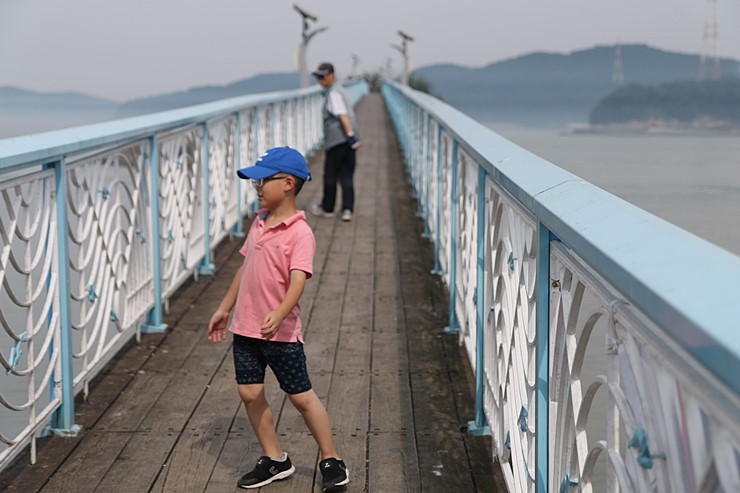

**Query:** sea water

left=485, top=123, right=740, bottom=257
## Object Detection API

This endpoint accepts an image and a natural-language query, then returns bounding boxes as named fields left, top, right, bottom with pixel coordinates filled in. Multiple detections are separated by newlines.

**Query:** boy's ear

left=283, top=175, right=297, bottom=193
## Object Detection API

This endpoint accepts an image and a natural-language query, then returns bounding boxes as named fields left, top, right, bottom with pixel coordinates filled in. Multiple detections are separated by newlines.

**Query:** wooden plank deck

left=0, top=93, right=501, bottom=493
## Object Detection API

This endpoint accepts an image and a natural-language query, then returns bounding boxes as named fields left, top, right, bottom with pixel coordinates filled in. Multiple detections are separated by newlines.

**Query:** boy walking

left=207, top=146, right=349, bottom=492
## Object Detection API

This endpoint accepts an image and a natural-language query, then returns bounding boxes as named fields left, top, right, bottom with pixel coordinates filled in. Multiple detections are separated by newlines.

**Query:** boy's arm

left=260, top=269, right=308, bottom=339
left=207, top=266, right=243, bottom=343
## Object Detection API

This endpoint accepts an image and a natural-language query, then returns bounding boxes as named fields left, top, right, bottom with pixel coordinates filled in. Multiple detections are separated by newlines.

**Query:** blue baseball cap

left=236, top=146, right=311, bottom=181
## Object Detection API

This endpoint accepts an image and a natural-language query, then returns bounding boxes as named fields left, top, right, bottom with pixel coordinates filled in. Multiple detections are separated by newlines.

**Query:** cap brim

left=236, top=165, right=277, bottom=180
left=312, top=71, right=330, bottom=78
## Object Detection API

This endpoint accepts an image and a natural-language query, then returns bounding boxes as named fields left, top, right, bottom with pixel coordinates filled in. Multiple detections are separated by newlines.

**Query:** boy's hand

left=261, top=311, right=286, bottom=339
left=208, top=309, right=230, bottom=343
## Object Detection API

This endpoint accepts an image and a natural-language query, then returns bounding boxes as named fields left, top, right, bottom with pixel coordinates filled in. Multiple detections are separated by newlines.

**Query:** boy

left=207, top=146, right=349, bottom=492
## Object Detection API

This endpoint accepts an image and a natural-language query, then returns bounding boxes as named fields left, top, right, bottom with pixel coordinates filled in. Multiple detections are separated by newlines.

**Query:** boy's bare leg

left=288, top=389, right=339, bottom=459
left=239, top=384, right=283, bottom=458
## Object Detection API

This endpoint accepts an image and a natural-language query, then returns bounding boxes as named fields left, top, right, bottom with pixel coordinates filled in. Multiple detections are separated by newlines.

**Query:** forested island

left=586, top=77, right=740, bottom=133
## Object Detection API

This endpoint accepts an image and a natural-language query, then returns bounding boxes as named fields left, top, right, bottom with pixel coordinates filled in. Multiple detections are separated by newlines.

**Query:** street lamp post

left=294, top=4, right=328, bottom=88
left=391, top=30, right=414, bottom=85
left=350, top=53, right=360, bottom=79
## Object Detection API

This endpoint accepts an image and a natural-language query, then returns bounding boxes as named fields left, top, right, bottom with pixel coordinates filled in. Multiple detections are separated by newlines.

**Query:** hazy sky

left=2, top=0, right=739, bottom=102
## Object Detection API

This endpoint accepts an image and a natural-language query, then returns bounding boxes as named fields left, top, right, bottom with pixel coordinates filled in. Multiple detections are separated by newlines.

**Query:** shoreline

left=568, top=120, right=740, bottom=137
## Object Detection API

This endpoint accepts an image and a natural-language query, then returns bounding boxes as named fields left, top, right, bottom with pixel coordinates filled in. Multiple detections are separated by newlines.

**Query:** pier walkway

left=0, top=94, right=498, bottom=492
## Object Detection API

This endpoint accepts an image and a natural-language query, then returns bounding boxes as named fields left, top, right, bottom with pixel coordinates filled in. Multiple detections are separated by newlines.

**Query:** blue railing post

left=199, top=123, right=215, bottom=275
left=410, top=106, right=420, bottom=200
left=420, top=114, right=432, bottom=238
left=416, top=108, right=429, bottom=221
left=468, top=165, right=491, bottom=436
left=405, top=101, right=413, bottom=167
left=232, top=112, right=246, bottom=237
left=271, top=103, right=277, bottom=147
left=49, top=158, right=80, bottom=436
left=432, top=124, right=443, bottom=275
left=445, top=140, right=460, bottom=334
left=254, top=107, right=261, bottom=156
left=283, top=101, right=289, bottom=146
left=535, top=224, right=553, bottom=492
left=251, top=108, right=261, bottom=214
left=142, top=136, right=168, bottom=333
left=293, top=98, right=299, bottom=149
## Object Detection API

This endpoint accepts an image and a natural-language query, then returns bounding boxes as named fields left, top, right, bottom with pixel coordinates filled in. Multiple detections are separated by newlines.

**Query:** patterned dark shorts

left=232, top=334, right=312, bottom=395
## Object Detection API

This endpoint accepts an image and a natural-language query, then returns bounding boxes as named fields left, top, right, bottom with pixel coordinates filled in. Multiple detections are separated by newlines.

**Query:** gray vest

left=322, top=83, right=359, bottom=150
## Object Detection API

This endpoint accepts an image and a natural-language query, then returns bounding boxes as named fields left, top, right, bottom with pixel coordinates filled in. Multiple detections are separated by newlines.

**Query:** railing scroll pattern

left=382, top=80, right=739, bottom=493
left=456, top=150, right=479, bottom=362
left=66, top=142, right=153, bottom=393
left=0, top=171, right=61, bottom=463
left=0, top=80, right=369, bottom=472
left=550, top=243, right=740, bottom=492
left=484, top=177, right=538, bottom=492
left=158, top=126, right=205, bottom=298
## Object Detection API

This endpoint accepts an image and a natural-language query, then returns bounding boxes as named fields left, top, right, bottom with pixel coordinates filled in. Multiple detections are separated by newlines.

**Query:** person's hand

left=347, top=134, right=361, bottom=150
left=261, top=310, right=286, bottom=339
left=207, top=309, right=230, bottom=343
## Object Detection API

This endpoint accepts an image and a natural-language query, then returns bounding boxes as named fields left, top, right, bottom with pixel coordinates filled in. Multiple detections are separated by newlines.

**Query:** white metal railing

left=383, top=81, right=740, bottom=493
left=0, top=80, right=368, bottom=471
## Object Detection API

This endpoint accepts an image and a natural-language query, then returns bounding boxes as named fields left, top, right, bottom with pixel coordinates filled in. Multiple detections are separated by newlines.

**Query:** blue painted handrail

left=383, top=80, right=740, bottom=493
left=0, top=80, right=369, bottom=472
left=383, top=81, right=740, bottom=395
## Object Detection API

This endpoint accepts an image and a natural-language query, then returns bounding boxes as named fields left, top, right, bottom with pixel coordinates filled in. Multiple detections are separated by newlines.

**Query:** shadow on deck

left=0, top=94, right=501, bottom=493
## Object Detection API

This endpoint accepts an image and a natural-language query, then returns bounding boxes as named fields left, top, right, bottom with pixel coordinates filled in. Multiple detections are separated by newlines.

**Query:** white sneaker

left=310, top=203, right=334, bottom=218
left=341, top=210, right=352, bottom=222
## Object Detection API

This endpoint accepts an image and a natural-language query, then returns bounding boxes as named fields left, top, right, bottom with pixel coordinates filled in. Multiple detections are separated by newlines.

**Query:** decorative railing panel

left=550, top=242, right=740, bottom=492
left=383, top=81, right=739, bottom=493
left=438, top=133, right=453, bottom=286
left=158, top=125, right=205, bottom=298
left=237, top=109, right=259, bottom=215
left=66, top=142, right=153, bottom=391
left=262, top=105, right=274, bottom=151
left=0, top=171, right=61, bottom=462
left=484, top=176, right=539, bottom=492
left=0, top=80, right=368, bottom=471
left=426, top=120, right=440, bottom=244
left=456, top=149, right=479, bottom=363
left=206, top=116, right=239, bottom=248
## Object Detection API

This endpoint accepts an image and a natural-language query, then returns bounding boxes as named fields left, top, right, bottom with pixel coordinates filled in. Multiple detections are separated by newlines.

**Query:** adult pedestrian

left=309, top=62, right=361, bottom=222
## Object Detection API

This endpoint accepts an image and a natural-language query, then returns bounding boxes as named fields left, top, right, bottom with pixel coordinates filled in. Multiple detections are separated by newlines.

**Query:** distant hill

left=116, top=72, right=300, bottom=116
left=413, top=44, right=740, bottom=126
left=6, top=45, right=740, bottom=137
left=0, top=86, right=117, bottom=111
left=0, top=73, right=300, bottom=137
left=0, top=87, right=120, bottom=137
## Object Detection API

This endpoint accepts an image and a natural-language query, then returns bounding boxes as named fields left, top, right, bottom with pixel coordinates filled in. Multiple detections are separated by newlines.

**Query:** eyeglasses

left=251, top=175, right=288, bottom=188
left=252, top=175, right=288, bottom=187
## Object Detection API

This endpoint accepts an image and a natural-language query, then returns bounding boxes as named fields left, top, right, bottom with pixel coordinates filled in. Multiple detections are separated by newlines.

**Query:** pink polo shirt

left=229, top=210, right=315, bottom=343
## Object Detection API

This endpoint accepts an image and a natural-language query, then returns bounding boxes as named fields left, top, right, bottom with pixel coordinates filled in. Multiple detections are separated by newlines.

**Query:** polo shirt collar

left=256, top=209, right=307, bottom=228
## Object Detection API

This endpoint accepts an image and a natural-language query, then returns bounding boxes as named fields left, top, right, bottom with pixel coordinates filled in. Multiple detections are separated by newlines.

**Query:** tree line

left=590, top=77, right=740, bottom=124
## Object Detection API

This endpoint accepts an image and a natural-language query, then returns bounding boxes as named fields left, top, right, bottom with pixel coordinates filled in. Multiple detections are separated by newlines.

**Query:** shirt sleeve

left=290, top=232, right=315, bottom=279
left=327, top=90, right=349, bottom=116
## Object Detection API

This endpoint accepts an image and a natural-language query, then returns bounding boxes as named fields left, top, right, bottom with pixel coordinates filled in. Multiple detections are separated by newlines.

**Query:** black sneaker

left=237, top=455, right=295, bottom=489
left=319, top=457, right=350, bottom=492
